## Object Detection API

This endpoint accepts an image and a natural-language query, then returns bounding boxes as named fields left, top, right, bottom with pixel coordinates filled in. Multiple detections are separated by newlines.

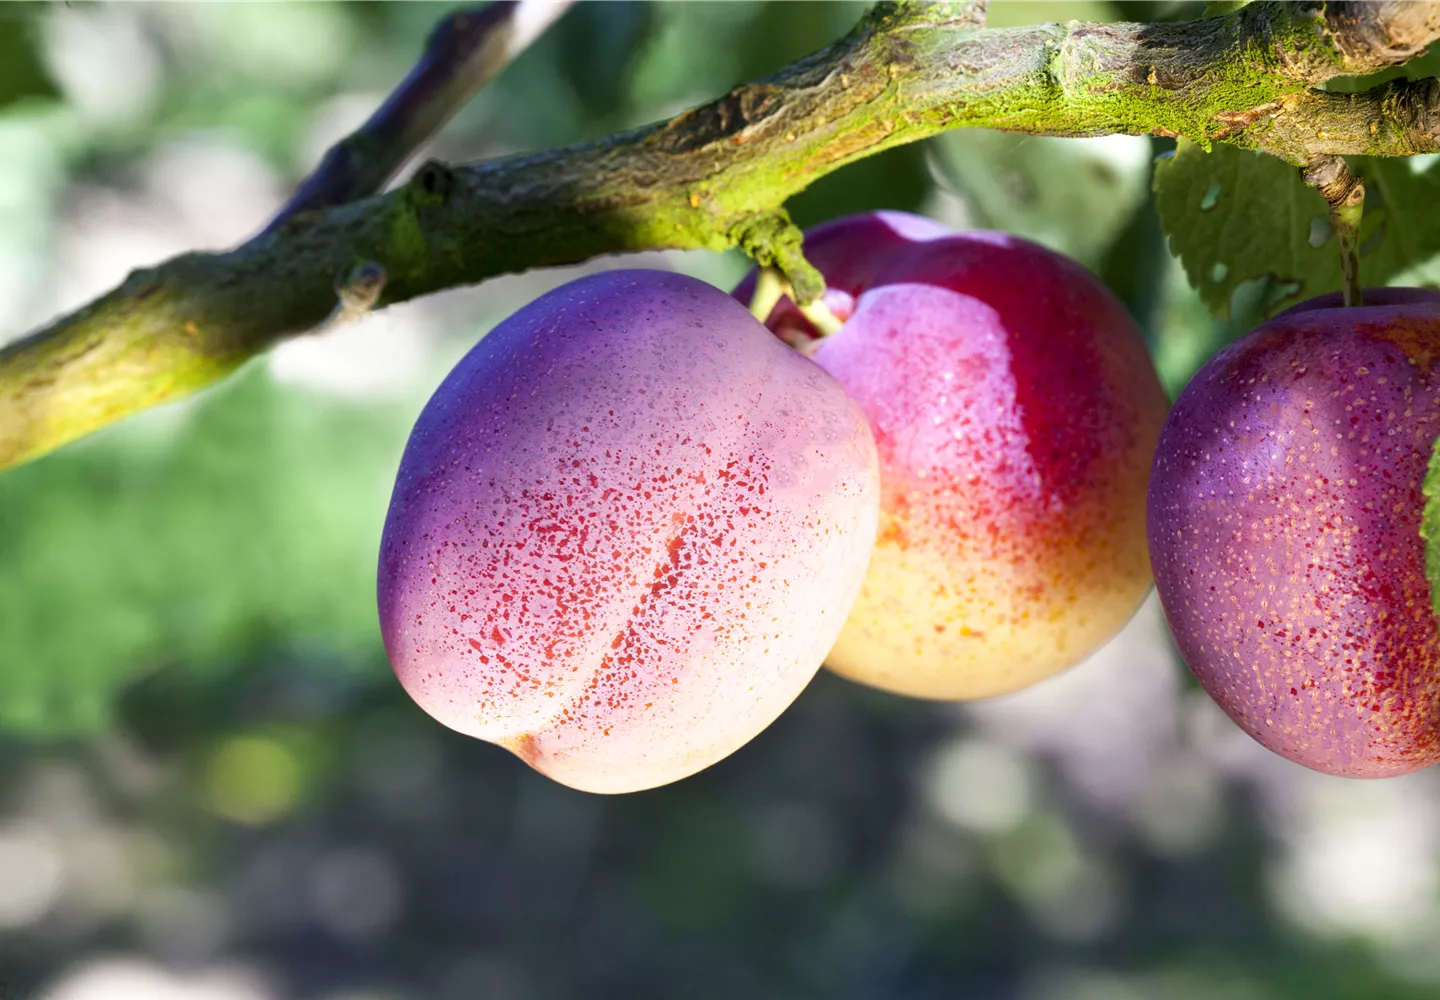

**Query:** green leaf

left=1353, top=156, right=1440, bottom=290
left=1155, top=142, right=1440, bottom=319
left=1424, top=436, right=1440, bottom=620
left=0, top=6, right=59, bottom=111
left=1154, top=141, right=1334, bottom=318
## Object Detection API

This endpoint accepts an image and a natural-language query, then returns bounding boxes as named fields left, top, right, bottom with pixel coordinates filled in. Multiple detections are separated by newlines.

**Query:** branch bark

left=3, top=0, right=1439, bottom=470
left=263, top=0, right=574, bottom=233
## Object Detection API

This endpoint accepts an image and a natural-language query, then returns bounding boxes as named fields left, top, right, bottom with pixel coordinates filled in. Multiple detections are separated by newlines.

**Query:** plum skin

left=738, top=212, right=1169, bottom=700
left=1148, top=289, right=1440, bottom=777
left=377, top=270, right=880, bottom=794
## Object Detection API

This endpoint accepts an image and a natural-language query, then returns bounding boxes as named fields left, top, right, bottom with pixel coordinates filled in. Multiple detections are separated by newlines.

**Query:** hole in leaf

left=1308, top=216, right=1334, bottom=249
left=1263, top=279, right=1303, bottom=312
left=1228, top=276, right=1274, bottom=322
left=1200, top=181, right=1221, bottom=211
left=1211, top=262, right=1228, bottom=283
left=1409, top=153, right=1440, bottom=176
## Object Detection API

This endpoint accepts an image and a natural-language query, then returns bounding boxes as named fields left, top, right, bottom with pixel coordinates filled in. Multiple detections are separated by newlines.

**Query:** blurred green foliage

left=0, top=5, right=57, bottom=112
left=0, top=372, right=409, bottom=734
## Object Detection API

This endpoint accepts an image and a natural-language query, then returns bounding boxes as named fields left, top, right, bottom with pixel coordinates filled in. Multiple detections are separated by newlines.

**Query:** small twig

left=797, top=298, right=845, bottom=337
left=263, top=0, right=573, bottom=233
left=747, top=265, right=846, bottom=340
left=1303, top=155, right=1366, bottom=307
left=748, top=266, right=787, bottom=323
left=320, top=261, right=388, bottom=331
left=732, top=211, right=847, bottom=338
left=734, top=211, right=829, bottom=306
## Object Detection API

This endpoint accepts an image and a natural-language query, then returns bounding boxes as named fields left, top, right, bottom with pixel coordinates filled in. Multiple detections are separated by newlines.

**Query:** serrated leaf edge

left=1420, top=431, right=1440, bottom=620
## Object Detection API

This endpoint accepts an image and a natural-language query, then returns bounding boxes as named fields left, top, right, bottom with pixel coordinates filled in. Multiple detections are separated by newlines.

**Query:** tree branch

left=263, top=0, right=574, bottom=233
left=3, top=0, right=1439, bottom=470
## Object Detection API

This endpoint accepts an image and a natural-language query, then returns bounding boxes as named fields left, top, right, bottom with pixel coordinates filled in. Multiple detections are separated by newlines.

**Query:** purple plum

left=1148, top=288, right=1440, bottom=776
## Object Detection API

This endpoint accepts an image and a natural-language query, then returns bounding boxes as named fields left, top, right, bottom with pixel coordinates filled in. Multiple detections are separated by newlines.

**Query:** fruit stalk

left=748, top=268, right=788, bottom=325
left=1302, top=155, right=1366, bottom=307
left=747, top=268, right=845, bottom=340
left=739, top=213, right=1167, bottom=701
left=3, top=1, right=1439, bottom=471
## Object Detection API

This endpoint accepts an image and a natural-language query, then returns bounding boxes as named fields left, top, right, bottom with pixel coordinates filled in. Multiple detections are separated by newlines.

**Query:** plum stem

left=1303, top=155, right=1366, bottom=307
left=734, top=211, right=829, bottom=307
left=1334, top=199, right=1365, bottom=309
left=749, top=267, right=846, bottom=340
left=749, top=267, right=787, bottom=324
left=798, top=299, right=846, bottom=338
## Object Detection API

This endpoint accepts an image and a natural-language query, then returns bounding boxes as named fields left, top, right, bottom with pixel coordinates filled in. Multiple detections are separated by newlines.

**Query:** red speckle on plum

left=377, top=270, right=879, bottom=793
left=738, top=213, right=1167, bottom=699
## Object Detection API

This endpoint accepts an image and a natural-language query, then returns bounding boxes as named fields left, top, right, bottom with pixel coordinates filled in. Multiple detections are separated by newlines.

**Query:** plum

left=377, top=270, right=880, bottom=793
left=1148, top=288, right=1440, bottom=777
left=738, top=212, right=1168, bottom=699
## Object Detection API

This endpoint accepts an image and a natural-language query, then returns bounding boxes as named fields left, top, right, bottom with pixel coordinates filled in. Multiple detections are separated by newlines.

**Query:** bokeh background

left=3, top=3, right=1440, bottom=999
